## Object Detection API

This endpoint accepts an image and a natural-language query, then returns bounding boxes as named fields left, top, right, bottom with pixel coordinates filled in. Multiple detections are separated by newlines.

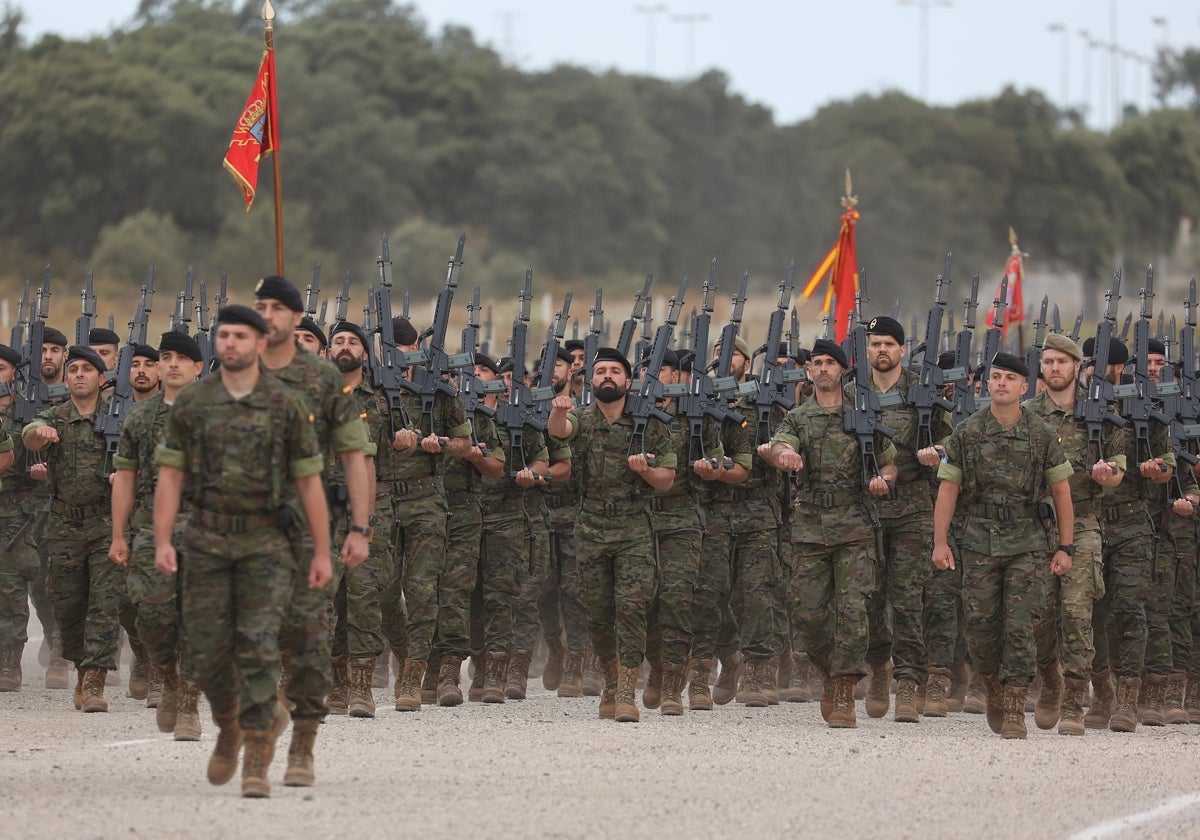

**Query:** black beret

left=474, top=353, right=500, bottom=375
left=776, top=343, right=790, bottom=358
left=88, top=327, right=120, bottom=346
left=1082, top=337, right=1096, bottom=356
left=66, top=345, right=106, bottom=373
left=216, top=304, right=268, bottom=335
left=554, top=347, right=574, bottom=365
left=132, top=343, right=159, bottom=361
left=391, top=316, right=418, bottom=346
left=158, top=331, right=203, bottom=361
left=0, top=344, right=21, bottom=367
left=866, top=315, right=904, bottom=344
left=1107, top=338, right=1129, bottom=366
left=254, top=275, right=304, bottom=312
left=677, top=350, right=695, bottom=373
left=593, top=347, right=632, bottom=377
left=937, top=350, right=957, bottom=370
left=1147, top=338, right=1166, bottom=356
left=989, top=351, right=1028, bottom=378
left=659, top=348, right=680, bottom=370
left=329, top=321, right=368, bottom=348
left=297, top=316, right=327, bottom=348
left=43, top=327, right=68, bottom=347
left=793, top=348, right=810, bottom=366
left=810, top=338, right=848, bottom=369
left=497, top=356, right=514, bottom=375
left=563, top=339, right=585, bottom=353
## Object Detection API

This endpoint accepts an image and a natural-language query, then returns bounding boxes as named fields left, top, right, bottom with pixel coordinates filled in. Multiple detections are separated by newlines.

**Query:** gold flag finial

left=1009, top=226, right=1029, bottom=258
left=841, top=167, right=858, bottom=210
left=263, top=0, right=275, bottom=26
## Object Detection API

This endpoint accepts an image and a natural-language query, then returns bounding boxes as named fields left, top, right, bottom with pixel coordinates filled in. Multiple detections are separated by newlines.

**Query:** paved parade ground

left=2, top=645, right=1199, bottom=840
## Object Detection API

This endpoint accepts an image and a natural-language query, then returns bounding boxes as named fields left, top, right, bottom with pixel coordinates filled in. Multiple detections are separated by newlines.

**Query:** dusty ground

left=3, top=643, right=1199, bottom=840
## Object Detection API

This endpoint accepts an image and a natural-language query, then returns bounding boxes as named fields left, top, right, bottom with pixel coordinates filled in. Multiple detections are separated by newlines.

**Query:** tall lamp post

left=633, top=4, right=669, bottom=75
left=898, top=0, right=953, bottom=101
left=1047, top=22, right=1069, bottom=109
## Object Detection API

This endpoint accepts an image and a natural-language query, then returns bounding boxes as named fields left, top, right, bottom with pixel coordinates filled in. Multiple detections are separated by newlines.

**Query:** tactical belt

left=50, top=499, right=109, bottom=521
left=485, top=496, right=528, bottom=514
left=796, top=489, right=860, bottom=509
left=542, top=494, right=575, bottom=510
left=730, top=488, right=761, bottom=503
left=1072, top=500, right=1096, bottom=517
left=380, top=477, right=440, bottom=498
left=964, top=503, right=1039, bottom=522
left=648, top=495, right=696, bottom=513
left=193, top=508, right=282, bottom=533
left=1099, top=500, right=1148, bottom=523
left=580, top=499, right=643, bottom=517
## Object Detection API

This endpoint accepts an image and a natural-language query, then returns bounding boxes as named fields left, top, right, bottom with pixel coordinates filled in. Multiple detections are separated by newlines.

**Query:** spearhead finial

left=841, top=167, right=858, bottom=210
left=263, top=0, right=275, bottom=23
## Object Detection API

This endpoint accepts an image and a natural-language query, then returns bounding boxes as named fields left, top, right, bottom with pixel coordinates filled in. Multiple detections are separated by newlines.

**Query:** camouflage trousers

left=1093, top=533, right=1155, bottom=679
left=45, top=513, right=127, bottom=670
left=925, top=565, right=966, bottom=670
left=472, top=508, right=524, bottom=655
left=381, top=490, right=447, bottom=663
left=513, top=510, right=547, bottom=654
left=0, top=498, right=40, bottom=648
left=961, top=547, right=1047, bottom=687
left=128, top=524, right=187, bottom=668
left=1145, top=512, right=1198, bottom=676
left=576, top=511, right=657, bottom=669
left=433, top=496, right=481, bottom=660
left=281, top=517, right=343, bottom=720
left=332, top=503, right=392, bottom=661
left=728, top=512, right=781, bottom=661
left=790, top=537, right=875, bottom=678
left=1034, top=523, right=1103, bottom=681
left=28, top=502, right=59, bottom=646
left=646, top=524, right=702, bottom=667
left=692, top=516, right=739, bottom=663
left=181, top=524, right=293, bottom=732
left=536, top=518, right=591, bottom=655
left=866, top=510, right=933, bottom=683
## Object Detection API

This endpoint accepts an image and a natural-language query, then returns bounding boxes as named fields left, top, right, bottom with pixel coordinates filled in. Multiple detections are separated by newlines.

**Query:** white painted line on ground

left=1068, top=792, right=1200, bottom=840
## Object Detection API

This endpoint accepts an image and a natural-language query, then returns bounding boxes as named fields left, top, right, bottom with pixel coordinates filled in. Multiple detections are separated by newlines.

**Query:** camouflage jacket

left=443, top=409, right=504, bottom=499
left=0, top=401, right=35, bottom=496
left=24, top=396, right=112, bottom=509
left=380, top=384, right=471, bottom=482
left=112, top=392, right=172, bottom=530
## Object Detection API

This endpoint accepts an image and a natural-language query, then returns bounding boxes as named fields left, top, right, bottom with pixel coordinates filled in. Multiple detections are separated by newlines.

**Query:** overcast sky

left=18, top=0, right=1200, bottom=126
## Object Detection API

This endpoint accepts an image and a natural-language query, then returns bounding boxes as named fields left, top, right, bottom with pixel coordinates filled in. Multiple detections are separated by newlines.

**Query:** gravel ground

left=3, top=644, right=1199, bottom=840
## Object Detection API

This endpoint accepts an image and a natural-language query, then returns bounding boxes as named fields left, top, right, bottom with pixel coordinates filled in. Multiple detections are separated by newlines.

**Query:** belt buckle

left=816, top=492, right=834, bottom=508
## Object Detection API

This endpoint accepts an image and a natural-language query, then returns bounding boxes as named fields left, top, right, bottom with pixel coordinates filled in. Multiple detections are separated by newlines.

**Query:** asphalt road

left=3, top=645, right=1199, bottom=840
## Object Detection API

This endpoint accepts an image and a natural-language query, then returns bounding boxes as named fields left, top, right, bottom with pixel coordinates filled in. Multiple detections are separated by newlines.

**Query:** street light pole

left=670, top=12, right=710, bottom=77
left=1079, top=29, right=1092, bottom=123
left=633, top=4, right=669, bottom=75
left=1047, top=22, right=1069, bottom=109
left=898, top=0, right=953, bottom=101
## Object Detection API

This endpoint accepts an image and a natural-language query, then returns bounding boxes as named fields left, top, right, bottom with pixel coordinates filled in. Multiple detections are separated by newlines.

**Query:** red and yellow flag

left=223, top=48, right=279, bottom=210
left=801, top=206, right=859, bottom=343
left=984, top=228, right=1026, bottom=337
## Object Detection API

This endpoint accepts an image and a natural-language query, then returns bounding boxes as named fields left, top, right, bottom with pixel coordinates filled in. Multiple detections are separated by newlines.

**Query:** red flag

left=801, top=207, right=860, bottom=342
left=984, top=247, right=1025, bottom=337
left=223, top=49, right=279, bottom=210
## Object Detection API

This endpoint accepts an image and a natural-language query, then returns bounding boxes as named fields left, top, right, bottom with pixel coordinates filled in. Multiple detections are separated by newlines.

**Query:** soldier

left=88, top=327, right=120, bottom=372
left=759, top=339, right=896, bottom=729
left=547, top=347, right=676, bottom=722
left=252, top=276, right=370, bottom=787
left=295, top=317, right=327, bottom=357
left=22, top=346, right=120, bottom=712
left=129, top=344, right=161, bottom=402
left=0, top=344, right=24, bottom=690
left=932, top=352, right=1075, bottom=739
left=108, top=332, right=205, bottom=738
left=1023, top=333, right=1128, bottom=735
left=153, top=304, right=332, bottom=798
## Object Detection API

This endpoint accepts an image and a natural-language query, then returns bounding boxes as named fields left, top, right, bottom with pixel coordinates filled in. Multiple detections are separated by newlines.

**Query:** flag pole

left=264, top=0, right=284, bottom=276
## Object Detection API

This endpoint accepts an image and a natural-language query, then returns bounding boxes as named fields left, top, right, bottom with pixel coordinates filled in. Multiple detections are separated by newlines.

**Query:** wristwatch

left=1056, top=544, right=1075, bottom=557
left=349, top=515, right=379, bottom=538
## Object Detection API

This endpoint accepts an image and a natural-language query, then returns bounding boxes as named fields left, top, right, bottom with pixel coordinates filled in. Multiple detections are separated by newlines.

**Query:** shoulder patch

left=308, top=412, right=315, bottom=423
left=343, top=384, right=353, bottom=394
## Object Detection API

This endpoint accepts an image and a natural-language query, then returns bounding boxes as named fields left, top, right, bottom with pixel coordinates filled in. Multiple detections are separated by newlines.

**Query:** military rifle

left=195, top=279, right=212, bottom=372
left=305, top=262, right=322, bottom=323
left=751, top=262, right=804, bottom=445
left=616, top=274, right=652, bottom=359
left=497, top=268, right=550, bottom=479
left=531, top=290, right=572, bottom=427
left=96, top=273, right=155, bottom=477
left=580, top=289, right=603, bottom=407
left=625, top=277, right=686, bottom=464
left=1167, top=278, right=1200, bottom=495
left=907, top=253, right=960, bottom=448
left=172, top=268, right=195, bottom=336
left=1075, top=268, right=1129, bottom=469
left=1022, top=295, right=1049, bottom=399
left=74, top=272, right=97, bottom=349
left=373, top=236, right=415, bottom=435
left=844, top=290, right=898, bottom=489
left=1117, top=265, right=1170, bottom=468
left=948, top=273, right=980, bottom=426
left=974, top=275, right=1008, bottom=409
left=407, top=234, right=467, bottom=438
left=14, top=267, right=53, bottom=431
left=455, top=285, right=504, bottom=444
left=10, top=278, right=30, bottom=350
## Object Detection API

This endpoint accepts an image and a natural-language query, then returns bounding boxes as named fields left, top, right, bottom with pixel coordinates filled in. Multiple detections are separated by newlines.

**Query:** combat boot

left=348, top=658, right=377, bottom=717
left=1186, top=674, right=1200, bottom=724
left=979, top=672, right=1004, bottom=734
left=660, top=661, right=686, bottom=716
left=0, top=644, right=22, bottom=691
left=948, top=658, right=969, bottom=712
left=467, top=650, right=485, bottom=702
left=598, top=657, right=619, bottom=719
left=208, top=706, right=242, bottom=785
left=1084, top=668, right=1115, bottom=729
left=373, top=649, right=390, bottom=688
left=80, top=667, right=108, bottom=713
left=394, top=658, right=427, bottom=712
left=542, top=634, right=565, bottom=691
left=481, top=650, right=508, bottom=704
left=641, top=655, right=663, bottom=709
left=558, top=651, right=584, bottom=698
left=1165, top=674, right=1189, bottom=724
left=241, top=730, right=273, bottom=798
left=894, top=679, right=920, bottom=723
left=962, top=672, right=986, bottom=715
left=326, top=653, right=349, bottom=715
left=1034, top=660, right=1063, bottom=730
left=763, top=656, right=781, bottom=705
left=421, top=653, right=439, bottom=704
left=127, top=642, right=150, bottom=700
left=1000, top=684, right=1029, bottom=739
left=283, top=718, right=319, bottom=787
left=688, top=659, right=714, bottom=711
left=615, top=664, right=641, bottom=722
left=1059, top=677, right=1088, bottom=736
left=582, top=653, right=603, bottom=696
left=924, top=667, right=951, bottom=717
left=741, top=658, right=769, bottom=708
left=865, top=660, right=892, bottom=718
left=506, top=649, right=532, bottom=700
left=157, top=662, right=181, bottom=733
left=278, top=649, right=295, bottom=712
left=782, top=652, right=805, bottom=703
left=146, top=664, right=162, bottom=709
left=814, top=660, right=834, bottom=722
left=1109, top=675, right=1141, bottom=733
left=73, top=667, right=83, bottom=710
left=827, top=675, right=858, bottom=728
left=1139, top=672, right=1167, bottom=726
left=712, top=651, right=742, bottom=706
left=437, top=656, right=463, bottom=706
left=174, top=679, right=203, bottom=741
left=45, top=640, right=69, bottom=690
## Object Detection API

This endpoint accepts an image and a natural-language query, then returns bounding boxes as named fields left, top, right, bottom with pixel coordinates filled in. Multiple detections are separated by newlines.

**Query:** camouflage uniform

left=938, top=407, right=1073, bottom=686
left=770, top=399, right=896, bottom=676
left=156, top=372, right=322, bottom=731
left=24, top=397, right=125, bottom=671
left=536, top=434, right=590, bottom=657
left=268, top=348, right=369, bottom=720
left=513, top=436, right=571, bottom=659
left=1024, top=387, right=1128, bottom=683
left=561, top=404, right=676, bottom=667
left=1145, top=489, right=1198, bottom=678
left=0, top=405, right=39, bottom=657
